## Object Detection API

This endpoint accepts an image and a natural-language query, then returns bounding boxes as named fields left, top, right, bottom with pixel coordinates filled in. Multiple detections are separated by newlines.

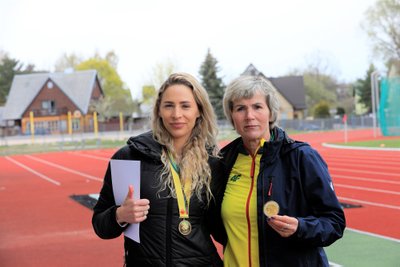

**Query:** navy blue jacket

left=220, top=127, right=345, bottom=267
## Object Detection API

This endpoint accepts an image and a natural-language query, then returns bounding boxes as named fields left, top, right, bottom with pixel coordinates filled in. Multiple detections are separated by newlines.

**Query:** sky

left=0, top=0, right=379, bottom=99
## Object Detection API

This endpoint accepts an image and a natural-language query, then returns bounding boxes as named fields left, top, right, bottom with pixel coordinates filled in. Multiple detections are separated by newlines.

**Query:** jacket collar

left=221, top=127, right=307, bottom=165
left=127, top=131, right=163, bottom=160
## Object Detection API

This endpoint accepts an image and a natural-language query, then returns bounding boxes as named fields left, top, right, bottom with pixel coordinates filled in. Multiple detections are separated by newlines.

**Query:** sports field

left=0, top=129, right=399, bottom=266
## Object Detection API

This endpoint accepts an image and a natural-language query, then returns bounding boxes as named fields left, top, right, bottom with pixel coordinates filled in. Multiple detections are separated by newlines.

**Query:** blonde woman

left=93, top=73, right=224, bottom=266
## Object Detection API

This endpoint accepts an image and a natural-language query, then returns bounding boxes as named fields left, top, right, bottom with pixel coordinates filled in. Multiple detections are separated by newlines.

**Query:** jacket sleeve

left=92, top=160, right=128, bottom=239
left=293, top=146, right=346, bottom=247
left=206, top=157, right=228, bottom=246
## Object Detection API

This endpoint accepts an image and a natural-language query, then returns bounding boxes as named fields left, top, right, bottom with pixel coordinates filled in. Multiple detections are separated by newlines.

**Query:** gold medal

left=263, top=200, right=280, bottom=218
left=178, top=219, right=192, bottom=235
left=168, top=151, right=192, bottom=236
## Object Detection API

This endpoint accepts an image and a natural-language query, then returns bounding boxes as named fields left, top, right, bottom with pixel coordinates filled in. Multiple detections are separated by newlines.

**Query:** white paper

left=110, top=159, right=141, bottom=243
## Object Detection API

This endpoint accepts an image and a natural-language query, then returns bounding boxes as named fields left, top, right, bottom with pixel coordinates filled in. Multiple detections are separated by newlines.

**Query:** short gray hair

left=223, top=75, right=280, bottom=128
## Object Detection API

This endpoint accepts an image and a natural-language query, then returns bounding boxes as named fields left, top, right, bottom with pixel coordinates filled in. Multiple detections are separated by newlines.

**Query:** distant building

left=2, top=70, right=104, bottom=135
left=0, top=107, right=6, bottom=136
left=241, top=64, right=307, bottom=119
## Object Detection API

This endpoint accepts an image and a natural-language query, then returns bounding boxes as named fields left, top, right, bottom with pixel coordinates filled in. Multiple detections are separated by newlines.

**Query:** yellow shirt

left=221, top=140, right=265, bottom=267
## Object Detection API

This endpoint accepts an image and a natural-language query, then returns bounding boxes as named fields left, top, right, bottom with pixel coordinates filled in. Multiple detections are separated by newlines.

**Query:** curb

left=322, top=142, right=400, bottom=151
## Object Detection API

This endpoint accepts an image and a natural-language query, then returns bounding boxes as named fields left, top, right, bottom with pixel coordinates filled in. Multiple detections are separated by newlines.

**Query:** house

left=2, top=70, right=104, bottom=135
left=0, top=107, right=6, bottom=136
left=241, top=64, right=307, bottom=119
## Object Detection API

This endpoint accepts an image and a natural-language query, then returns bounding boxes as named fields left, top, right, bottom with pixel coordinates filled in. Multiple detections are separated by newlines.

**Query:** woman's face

left=159, top=84, right=200, bottom=144
left=231, top=92, right=271, bottom=143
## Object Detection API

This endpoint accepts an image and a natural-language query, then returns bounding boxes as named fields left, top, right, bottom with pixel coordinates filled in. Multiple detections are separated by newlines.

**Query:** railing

left=31, top=107, right=69, bottom=117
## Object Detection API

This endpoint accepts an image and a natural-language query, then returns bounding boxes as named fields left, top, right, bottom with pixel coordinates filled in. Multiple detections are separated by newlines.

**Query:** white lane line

left=328, top=161, right=400, bottom=171
left=335, top=183, right=400, bottom=195
left=325, top=156, right=400, bottom=164
left=338, top=196, right=400, bottom=210
left=322, top=143, right=400, bottom=151
left=346, top=228, right=400, bottom=243
left=25, top=155, right=103, bottom=182
left=332, top=174, right=400, bottom=185
left=5, top=156, right=61, bottom=186
left=330, top=167, right=400, bottom=177
left=69, top=152, right=109, bottom=161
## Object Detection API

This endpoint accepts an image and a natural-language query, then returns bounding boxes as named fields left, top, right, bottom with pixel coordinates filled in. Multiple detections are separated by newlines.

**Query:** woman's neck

left=243, top=139, right=261, bottom=156
left=172, top=139, right=186, bottom=160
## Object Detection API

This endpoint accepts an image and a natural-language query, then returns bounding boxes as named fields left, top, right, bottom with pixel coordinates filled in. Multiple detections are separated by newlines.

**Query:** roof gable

left=49, top=70, right=98, bottom=113
left=3, top=70, right=99, bottom=120
left=242, top=64, right=306, bottom=110
left=269, top=76, right=307, bottom=110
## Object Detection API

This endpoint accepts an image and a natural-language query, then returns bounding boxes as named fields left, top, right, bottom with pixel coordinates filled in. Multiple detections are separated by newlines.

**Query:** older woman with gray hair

left=219, top=75, right=345, bottom=266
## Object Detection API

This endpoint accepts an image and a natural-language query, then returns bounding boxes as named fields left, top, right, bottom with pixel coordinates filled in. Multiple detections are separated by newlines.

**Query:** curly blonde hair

left=152, top=73, right=220, bottom=203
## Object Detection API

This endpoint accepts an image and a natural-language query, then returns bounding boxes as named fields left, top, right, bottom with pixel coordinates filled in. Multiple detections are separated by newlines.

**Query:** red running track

left=0, top=129, right=399, bottom=266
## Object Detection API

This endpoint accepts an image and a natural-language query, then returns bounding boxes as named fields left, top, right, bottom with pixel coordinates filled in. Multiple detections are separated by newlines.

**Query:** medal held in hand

left=263, top=200, right=280, bottom=218
left=168, top=150, right=192, bottom=236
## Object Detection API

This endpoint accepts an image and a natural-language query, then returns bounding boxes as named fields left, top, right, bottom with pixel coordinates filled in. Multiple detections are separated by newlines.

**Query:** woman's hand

left=116, top=185, right=150, bottom=224
left=267, top=215, right=298, bottom=238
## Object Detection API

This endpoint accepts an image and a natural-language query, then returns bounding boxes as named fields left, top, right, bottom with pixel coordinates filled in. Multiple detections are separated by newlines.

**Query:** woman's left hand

left=267, top=215, right=298, bottom=238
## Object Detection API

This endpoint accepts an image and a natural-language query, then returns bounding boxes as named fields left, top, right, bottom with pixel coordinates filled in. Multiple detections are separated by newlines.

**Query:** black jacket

left=92, top=131, right=224, bottom=266
left=220, top=127, right=346, bottom=267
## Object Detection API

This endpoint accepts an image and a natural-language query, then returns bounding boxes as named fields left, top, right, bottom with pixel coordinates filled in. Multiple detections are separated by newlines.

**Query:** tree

left=150, top=59, right=176, bottom=90
left=0, top=54, right=36, bottom=105
left=142, top=85, right=157, bottom=104
left=354, top=64, right=376, bottom=113
left=54, top=53, right=83, bottom=72
left=199, top=49, right=225, bottom=119
left=362, top=0, right=400, bottom=61
left=75, top=52, right=136, bottom=118
left=139, top=58, right=176, bottom=118
left=302, top=73, right=337, bottom=109
left=287, top=51, right=344, bottom=116
left=336, top=107, right=346, bottom=116
left=313, top=101, right=331, bottom=118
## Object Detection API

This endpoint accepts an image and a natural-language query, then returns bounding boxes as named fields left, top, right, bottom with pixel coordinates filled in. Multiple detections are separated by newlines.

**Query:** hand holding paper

left=116, top=185, right=150, bottom=224
left=110, top=159, right=142, bottom=242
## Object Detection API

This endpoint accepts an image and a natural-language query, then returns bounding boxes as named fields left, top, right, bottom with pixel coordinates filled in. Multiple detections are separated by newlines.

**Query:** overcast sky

left=1, top=0, right=379, bottom=99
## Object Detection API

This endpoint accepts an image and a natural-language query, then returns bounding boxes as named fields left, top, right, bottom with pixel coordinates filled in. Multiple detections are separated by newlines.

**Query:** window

left=42, top=100, right=56, bottom=114
left=47, top=81, right=54, bottom=89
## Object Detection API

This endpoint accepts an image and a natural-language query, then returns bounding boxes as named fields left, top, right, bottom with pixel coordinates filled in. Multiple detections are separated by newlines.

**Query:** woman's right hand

left=116, top=185, right=150, bottom=224
left=267, top=215, right=298, bottom=238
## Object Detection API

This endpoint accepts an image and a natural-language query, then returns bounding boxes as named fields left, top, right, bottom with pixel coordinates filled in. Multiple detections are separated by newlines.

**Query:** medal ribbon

left=167, top=151, right=191, bottom=219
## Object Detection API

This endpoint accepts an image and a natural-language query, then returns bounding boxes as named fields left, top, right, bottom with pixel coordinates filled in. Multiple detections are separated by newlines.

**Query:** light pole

left=370, top=71, right=380, bottom=138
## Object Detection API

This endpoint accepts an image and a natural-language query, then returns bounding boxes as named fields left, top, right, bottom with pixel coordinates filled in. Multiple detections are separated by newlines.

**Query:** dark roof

left=269, top=76, right=307, bottom=110
left=242, top=64, right=306, bottom=110
left=2, top=70, right=100, bottom=120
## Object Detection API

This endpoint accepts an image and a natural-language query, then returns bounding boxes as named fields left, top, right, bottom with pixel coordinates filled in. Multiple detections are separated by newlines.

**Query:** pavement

left=0, top=130, right=144, bottom=146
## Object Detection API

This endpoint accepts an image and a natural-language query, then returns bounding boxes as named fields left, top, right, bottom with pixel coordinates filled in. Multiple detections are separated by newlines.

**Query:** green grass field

left=332, top=139, right=400, bottom=148
left=326, top=229, right=400, bottom=266
left=0, top=138, right=125, bottom=156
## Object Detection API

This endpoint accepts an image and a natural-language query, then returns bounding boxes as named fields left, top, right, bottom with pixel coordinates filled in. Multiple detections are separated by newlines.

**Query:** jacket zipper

left=245, top=153, right=257, bottom=267
left=261, top=176, right=274, bottom=267
left=267, top=176, right=273, bottom=198
left=166, top=198, right=172, bottom=266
